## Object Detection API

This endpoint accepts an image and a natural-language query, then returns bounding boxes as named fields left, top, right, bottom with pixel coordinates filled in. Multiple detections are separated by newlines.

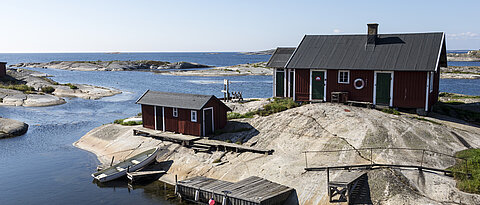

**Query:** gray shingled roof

left=266, top=47, right=296, bottom=68
left=136, top=90, right=229, bottom=110
left=286, top=32, right=444, bottom=71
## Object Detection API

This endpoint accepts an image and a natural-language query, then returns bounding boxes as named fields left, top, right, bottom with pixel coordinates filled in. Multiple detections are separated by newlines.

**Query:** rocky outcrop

left=440, top=66, right=480, bottom=79
left=10, top=60, right=211, bottom=71
left=0, top=68, right=121, bottom=107
left=75, top=100, right=480, bottom=204
left=241, top=49, right=276, bottom=55
left=165, top=62, right=272, bottom=76
left=0, top=117, right=28, bottom=138
left=447, top=50, right=480, bottom=61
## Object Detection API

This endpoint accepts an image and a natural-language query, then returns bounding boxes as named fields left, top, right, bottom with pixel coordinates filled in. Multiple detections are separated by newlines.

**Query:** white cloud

left=447, top=32, right=480, bottom=39
left=333, top=29, right=342, bottom=33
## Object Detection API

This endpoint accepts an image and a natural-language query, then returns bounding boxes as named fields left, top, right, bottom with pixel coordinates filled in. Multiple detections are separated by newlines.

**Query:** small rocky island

left=0, top=117, right=28, bottom=138
left=447, top=50, right=480, bottom=61
left=11, top=60, right=211, bottom=71
left=0, top=68, right=121, bottom=107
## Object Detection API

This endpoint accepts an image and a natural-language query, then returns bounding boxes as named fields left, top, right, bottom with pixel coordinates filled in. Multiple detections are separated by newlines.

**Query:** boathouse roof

left=266, top=47, right=296, bottom=68
left=283, top=32, right=445, bottom=71
left=136, top=90, right=231, bottom=111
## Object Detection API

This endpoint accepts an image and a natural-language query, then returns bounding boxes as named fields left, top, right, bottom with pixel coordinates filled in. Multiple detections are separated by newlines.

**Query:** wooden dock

left=327, top=171, right=367, bottom=204
left=176, top=176, right=294, bottom=205
left=127, top=170, right=166, bottom=183
left=133, top=128, right=274, bottom=155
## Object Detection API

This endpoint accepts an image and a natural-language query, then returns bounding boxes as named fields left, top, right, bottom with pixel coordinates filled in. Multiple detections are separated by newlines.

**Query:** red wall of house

left=295, top=69, right=310, bottom=101
left=0, top=63, right=6, bottom=78
left=428, top=70, right=440, bottom=110
left=204, top=98, right=229, bottom=130
left=393, top=71, right=427, bottom=108
left=141, top=104, right=155, bottom=129
left=326, top=70, right=374, bottom=102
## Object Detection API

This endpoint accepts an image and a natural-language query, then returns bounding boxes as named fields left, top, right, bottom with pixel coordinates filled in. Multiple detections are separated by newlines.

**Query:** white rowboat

left=91, top=147, right=160, bottom=183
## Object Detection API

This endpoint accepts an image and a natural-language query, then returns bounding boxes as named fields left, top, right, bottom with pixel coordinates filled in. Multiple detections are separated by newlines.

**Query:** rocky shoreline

left=0, top=117, right=28, bottom=138
left=447, top=50, right=480, bottom=62
left=0, top=68, right=121, bottom=107
left=10, top=60, right=211, bottom=71
left=163, top=62, right=272, bottom=76
left=75, top=99, right=480, bottom=204
left=441, top=66, right=480, bottom=79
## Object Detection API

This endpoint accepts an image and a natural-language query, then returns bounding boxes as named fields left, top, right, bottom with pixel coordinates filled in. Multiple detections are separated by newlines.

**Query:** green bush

left=448, top=149, right=480, bottom=194
left=381, top=108, right=401, bottom=115
left=0, top=84, right=36, bottom=93
left=227, top=112, right=254, bottom=119
left=256, top=98, right=298, bottom=116
left=65, top=83, right=78, bottom=89
left=41, top=86, right=55, bottom=93
left=114, top=118, right=142, bottom=126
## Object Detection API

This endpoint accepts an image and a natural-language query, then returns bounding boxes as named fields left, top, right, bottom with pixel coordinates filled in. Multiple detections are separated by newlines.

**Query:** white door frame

left=373, top=71, right=394, bottom=107
left=425, top=72, right=430, bottom=112
left=162, top=107, right=165, bottom=132
left=154, top=105, right=157, bottom=130
left=202, top=107, right=214, bottom=136
left=309, top=69, right=327, bottom=101
left=288, top=69, right=295, bottom=99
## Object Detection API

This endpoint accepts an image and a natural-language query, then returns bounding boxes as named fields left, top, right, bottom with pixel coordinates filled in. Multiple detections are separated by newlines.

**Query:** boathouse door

left=311, top=70, right=326, bottom=101
left=375, top=72, right=393, bottom=106
left=155, top=106, right=163, bottom=131
left=203, top=107, right=214, bottom=136
left=275, top=69, right=285, bottom=97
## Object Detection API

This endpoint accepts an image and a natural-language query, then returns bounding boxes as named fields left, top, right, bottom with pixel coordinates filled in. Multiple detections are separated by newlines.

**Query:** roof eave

left=135, top=89, right=150, bottom=104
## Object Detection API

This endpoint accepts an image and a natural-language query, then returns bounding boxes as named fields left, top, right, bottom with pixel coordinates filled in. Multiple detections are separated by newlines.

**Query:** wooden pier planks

left=177, top=176, right=293, bottom=205
left=133, top=128, right=274, bottom=155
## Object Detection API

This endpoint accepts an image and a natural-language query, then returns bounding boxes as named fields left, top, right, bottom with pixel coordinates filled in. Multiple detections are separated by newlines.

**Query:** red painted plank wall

left=295, top=69, right=310, bottom=101
left=141, top=104, right=155, bottom=129
left=326, top=70, right=374, bottom=102
left=393, top=71, right=427, bottom=108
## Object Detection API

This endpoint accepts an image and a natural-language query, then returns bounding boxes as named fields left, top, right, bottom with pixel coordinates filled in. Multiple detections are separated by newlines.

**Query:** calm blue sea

left=0, top=52, right=479, bottom=205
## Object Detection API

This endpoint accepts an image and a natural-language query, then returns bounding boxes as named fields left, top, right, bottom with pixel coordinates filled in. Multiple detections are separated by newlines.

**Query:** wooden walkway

left=327, top=171, right=367, bottom=204
left=133, top=128, right=274, bottom=155
left=176, top=176, right=294, bottom=205
left=127, top=170, right=166, bottom=183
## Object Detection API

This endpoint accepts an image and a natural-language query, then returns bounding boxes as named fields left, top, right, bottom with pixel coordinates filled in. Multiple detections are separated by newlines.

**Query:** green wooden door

left=376, top=73, right=391, bottom=105
left=311, top=71, right=325, bottom=100
left=276, top=70, right=284, bottom=97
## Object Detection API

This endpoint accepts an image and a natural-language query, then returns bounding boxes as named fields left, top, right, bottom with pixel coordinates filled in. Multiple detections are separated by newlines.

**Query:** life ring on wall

left=354, top=78, right=364, bottom=90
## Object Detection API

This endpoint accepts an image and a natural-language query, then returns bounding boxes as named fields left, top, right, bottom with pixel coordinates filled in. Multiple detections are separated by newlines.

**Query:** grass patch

left=214, top=127, right=252, bottom=136
left=41, top=86, right=55, bottom=93
left=65, top=83, right=78, bottom=89
left=0, top=84, right=35, bottom=93
left=433, top=102, right=480, bottom=125
left=114, top=118, right=143, bottom=126
left=439, top=92, right=480, bottom=99
left=223, top=68, right=234, bottom=72
left=444, top=101, right=465, bottom=105
left=381, top=108, right=401, bottom=115
left=448, top=149, right=480, bottom=194
left=443, top=70, right=478, bottom=75
left=227, top=112, right=255, bottom=119
left=411, top=117, right=441, bottom=125
left=256, top=98, right=298, bottom=116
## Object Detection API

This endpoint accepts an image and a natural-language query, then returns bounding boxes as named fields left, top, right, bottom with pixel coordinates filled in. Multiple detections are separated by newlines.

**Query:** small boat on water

left=92, top=147, right=160, bottom=183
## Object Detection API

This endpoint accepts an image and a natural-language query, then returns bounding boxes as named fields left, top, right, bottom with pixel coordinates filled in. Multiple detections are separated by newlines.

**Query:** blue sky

left=1, top=0, right=479, bottom=52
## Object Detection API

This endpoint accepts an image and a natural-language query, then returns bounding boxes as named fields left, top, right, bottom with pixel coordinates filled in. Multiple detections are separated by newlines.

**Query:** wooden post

left=110, top=156, right=115, bottom=167
left=420, top=150, right=425, bottom=170
left=370, top=148, right=373, bottom=167
left=326, top=167, right=330, bottom=200
left=174, top=174, right=178, bottom=195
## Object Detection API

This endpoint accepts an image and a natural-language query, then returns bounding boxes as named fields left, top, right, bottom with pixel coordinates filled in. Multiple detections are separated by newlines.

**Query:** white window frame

left=338, top=70, right=350, bottom=84
left=173, top=107, right=178, bottom=117
left=191, top=110, right=197, bottom=122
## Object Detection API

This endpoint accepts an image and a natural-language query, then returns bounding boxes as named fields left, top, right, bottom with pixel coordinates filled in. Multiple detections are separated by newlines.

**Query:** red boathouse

left=136, top=90, right=231, bottom=136
left=268, top=24, right=447, bottom=113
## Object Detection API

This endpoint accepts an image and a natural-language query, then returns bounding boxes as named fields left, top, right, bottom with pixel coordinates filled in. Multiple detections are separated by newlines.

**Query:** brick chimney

left=367, top=23, right=378, bottom=45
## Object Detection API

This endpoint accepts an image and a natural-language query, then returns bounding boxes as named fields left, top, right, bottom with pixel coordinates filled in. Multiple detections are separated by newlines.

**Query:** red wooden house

left=136, top=90, right=231, bottom=136
left=268, top=24, right=447, bottom=113
left=0, top=62, right=6, bottom=78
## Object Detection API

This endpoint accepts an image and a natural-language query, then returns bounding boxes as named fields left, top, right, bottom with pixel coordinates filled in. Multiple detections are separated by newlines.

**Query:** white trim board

left=425, top=72, right=430, bottom=112
left=373, top=71, right=394, bottom=107
left=309, top=69, right=327, bottom=102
